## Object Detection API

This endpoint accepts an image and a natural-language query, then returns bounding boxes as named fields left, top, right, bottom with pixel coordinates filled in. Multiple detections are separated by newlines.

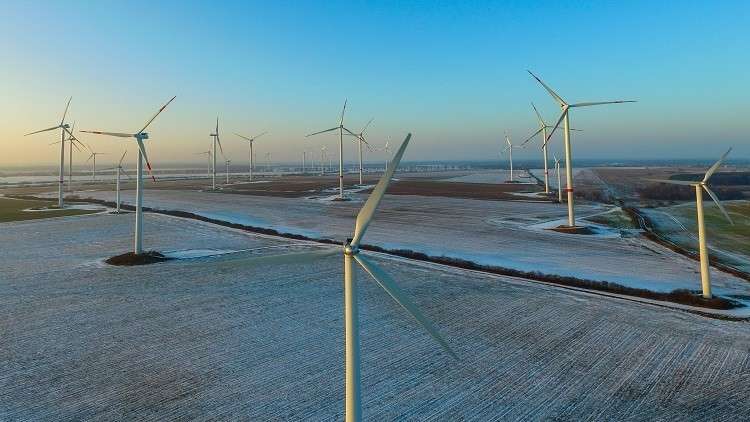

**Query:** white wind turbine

left=82, top=96, right=176, bottom=254
left=553, top=154, right=562, bottom=202
left=194, top=149, right=212, bottom=178
left=225, top=159, right=232, bottom=184
left=50, top=121, right=87, bottom=192
left=528, top=70, right=636, bottom=227
left=648, top=149, right=734, bottom=299
left=306, top=100, right=358, bottom=199
left=101, top=151, right=129, bottom=213
left=346, top=118, right=374, bottom=185
left=224, top=133, right=456, bottom=422
left=500, top=132, right=524, bottom=182
left=320, top=145, right=328, bottom=175
left=264, top=152, right=271, bottom=172
left=210, top=117, right=225, bottom=190
left=381, top=137, right=392, bottom=172
left=522, top=103, right=583, bottom=194
left=234, top=131, right=267, bottom=182
left=86, top=149, right=107, bottom=181
left=25, top=97, right=72, bottom=208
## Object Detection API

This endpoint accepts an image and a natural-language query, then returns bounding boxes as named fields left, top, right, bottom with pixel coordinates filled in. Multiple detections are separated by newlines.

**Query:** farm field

left=2, top=212, right=750, bottom=420
left=0, top=197, right=101, bottom=222
left=51, top=185, right=750, bottom=302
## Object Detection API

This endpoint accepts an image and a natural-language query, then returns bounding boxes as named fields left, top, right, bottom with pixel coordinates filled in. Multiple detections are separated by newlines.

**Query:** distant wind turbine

left=225, top=133, right=456, bottom=422
left=347, top=118, right=374, bottom=185
left=528, top=70, right=635, bottom=227
left=500, top=132, right=524, bottom=182
left=25, top=97, right=72, bottom=208
left=306, top=100, right=357, bottom=199
left=553, top=154, right=562, bottom=203
left=82, top=96, right=176, bottom=254
left=86, top=150, right=107, bottom=181
left=648, top=149, right=734, bottom=298
left=101, top=151, right=129, bottom=213
left=521, top=103, right=581, bottom=194
left=210, top=117, right=225, bottom=190
left=194, top=149, right=212, bottom=178
left=225, top=159, right=232, bottom=184
left=235, top=131, right=267, bottom=182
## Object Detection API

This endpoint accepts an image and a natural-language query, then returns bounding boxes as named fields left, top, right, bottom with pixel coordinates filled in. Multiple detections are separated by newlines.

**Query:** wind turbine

left=225, top=159, right=232, bottom=184
left=234, top=131, right=267, bottom=182
left=648, top=149, right=734, bottom=299
left=306, top=100, right=358, bottom=199
left=320, top=146, right=328, bottom=175
left=210, top=117, right=225, bottom=190
left=194, top=149, right=212, bottom=178
left=51, top=121, right=87, bottom=192
left=101, top=151, right=129, bottom=213
left=226, top=133, right=456, bottom=421
left=500, top=132, right=524, bottom=182
left=553, top=154, right=562, bottom=202
left=522, top=103, right=583, bottom=194
left=86, top=150, right=107, bottom=181
left=528, top=70, right=635, bottom=227
left=82, top=96, right=176, bottom=255
left=264, top=152, right=271, bottom=172
left=381, top=137, right=392, bottom=173
left=25, top=97, right=72, bottom=208
left=346, top=118, right=374, bottom=185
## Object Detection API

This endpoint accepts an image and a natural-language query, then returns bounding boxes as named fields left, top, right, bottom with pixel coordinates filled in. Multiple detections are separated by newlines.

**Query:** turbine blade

left=136, top=138, right=157, bottom=182
left=531, top=102, right=545, bottom=126
left=80, top=130, right=134, bottom=138
left=253, top=131, right=268, bottom=140
left=214, top=248, right=337, bottom=269
left=703, top=185, right=734, bottom=225
left=521, top=127, right=544, bottom=146
left=339, top=99, right=347, bottom=126
left=25, top=125, right=60, bottom=136
left=85, top=153, right=93, bottom=163
left=71, top=140, right=82, bottom=152
left=351, top=133, right=411, bottom=247
left=570, top=100, right=636, bottom=108
left=343, top=127, right=359, bottom=137
left=645, top=178, right=696, bottom=186
left=234, top=132, right=251, bottom=141
left=361, top=118, right=374, bottom=134
left=138, top=95, right=176, bottom=134
left=527, top=70, right=566, bottom=106
left=703, top=148, right=732, bottom=182
left=216, top=134, right=225, bottom=158
left=354, top=254, right=457, bottom=359
left=543, top=110, right=567, bottom=149
left=60, top=96, right=72, bottom=125
left=306, top=127, right=339, bottom=137
left=119, top=150, right=127, bottom=166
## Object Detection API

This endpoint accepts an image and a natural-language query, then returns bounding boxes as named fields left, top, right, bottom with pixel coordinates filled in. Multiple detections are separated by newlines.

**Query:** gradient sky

left=2, top=0, right=748, bottom=168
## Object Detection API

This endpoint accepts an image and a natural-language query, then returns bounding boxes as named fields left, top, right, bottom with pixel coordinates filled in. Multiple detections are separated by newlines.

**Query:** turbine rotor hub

left=344, top=242, right=359, bottom=256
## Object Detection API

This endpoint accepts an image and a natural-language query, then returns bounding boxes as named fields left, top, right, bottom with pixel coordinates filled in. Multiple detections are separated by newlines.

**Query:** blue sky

left=2, top=0, right=748, bottom=166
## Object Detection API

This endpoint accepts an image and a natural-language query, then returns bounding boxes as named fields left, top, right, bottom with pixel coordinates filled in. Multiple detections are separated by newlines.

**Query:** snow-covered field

left=2, top=213, right=750, bottom=420
left=73, top=188, right=750, bottom=300
left=439, top=170, right=536, bottom=184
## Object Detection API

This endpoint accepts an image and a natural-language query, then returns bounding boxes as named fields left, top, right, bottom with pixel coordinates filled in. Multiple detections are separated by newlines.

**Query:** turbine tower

left=228, top=133, right=456, bottom=422
left=235, top=131, right=267, bottom=182
left=225, top=159, right=231, bottom=184
left=194, top=149, right=212, bottom=178
left=210, top=117, right=225, bottom=190
left=25, top=97, right=72, bottom=208
left=528, top=70, right=635, bottom=227
left=82, top=96, right=175, bottom=254
left=648, top=149, right=734, bottom=298
left=553, top=154, right=562, bottom=202
left=306, top=100, right=357, bottom=199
